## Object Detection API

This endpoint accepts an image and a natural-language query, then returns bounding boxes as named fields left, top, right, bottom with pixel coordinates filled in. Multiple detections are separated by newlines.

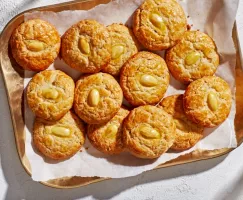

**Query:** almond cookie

left=159, top=95, right=203, bottom=151
left=27, top=70, right=75, bottom=121
left=102, top=23, right=139, bottom=76
left=33, top=111, right=85, bottom=160
left=133, top=0, right=187, bottom=50
left=10, top=19, right=60, bottom=71
left=166, top=31, right=219, bottom=84
left=120, top=51, right=169, bottom=106
left=183, top=76, right=232, bottom=127
left=61, top=20, right=111, bottom=73
left=74, top=73, right=123, bottom=124
left=87, top=108, right=129, bottom=155
left=123, top=105, right=175, bottom=159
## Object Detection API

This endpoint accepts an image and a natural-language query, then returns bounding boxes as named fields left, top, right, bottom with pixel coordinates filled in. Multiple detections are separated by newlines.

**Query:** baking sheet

left=24, top=0, right=239, bottom=181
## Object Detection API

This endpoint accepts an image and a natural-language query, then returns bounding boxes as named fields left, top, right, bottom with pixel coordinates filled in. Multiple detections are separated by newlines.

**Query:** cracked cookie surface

left=159, top=94, right=203, bottom=151
left=166, top=31, right=219, bottom=84
left=88, top=108, right=129, bottom=155
left=27, top=70, right=75, bottom=121
left=102, top=23, right=139, bottom=76
left=61, top=20, right=111, bottom=73
left=74, top=73, right=123, bottom=124
left=183, top=76, right=232, bottom=127
left=133, top=0, right=187, bottom=50
left=123, top=105, right=175, bottom=159
left=120, top=51, right=169, bottom=106
left=11, top=19, right=60, bottom=71
left=33, top=111, right=85, bottom=160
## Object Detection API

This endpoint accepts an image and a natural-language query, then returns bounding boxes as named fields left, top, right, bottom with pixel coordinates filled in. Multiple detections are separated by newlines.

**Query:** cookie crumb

left=187, top=24, right=191, bottom=30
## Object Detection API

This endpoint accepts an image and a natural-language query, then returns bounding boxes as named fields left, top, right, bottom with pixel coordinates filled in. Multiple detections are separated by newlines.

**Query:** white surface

left=0, top=0, right=243, bottom=199
left=24, top=0, right=238, bottom=182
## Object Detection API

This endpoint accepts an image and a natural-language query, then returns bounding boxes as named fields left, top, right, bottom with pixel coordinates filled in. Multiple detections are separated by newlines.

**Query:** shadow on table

left=212, top=168, right=243, bottom=200
left=0, top=74, right=228, bottom=200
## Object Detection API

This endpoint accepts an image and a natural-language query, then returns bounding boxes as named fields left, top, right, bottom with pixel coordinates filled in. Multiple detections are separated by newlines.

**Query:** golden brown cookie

left=61, top=20, right=111, bottom=73
left=102, top=23, right=139, bottom=76
left=123, top=105, right=175, bottom=159
left=166, top=31, right=219, bottom=84
left=87, top=108, right=129, bottom=154
left=10, top=19, right=60, bottom=71
left=74, top=73, right=123, bottom=124
left=33, top=111, right=85, bottom=160
left=120, top=51, right=169, bottom=106
left=159, top=95, right=203, bottom=151
left=27, top=70, right=75, bottom=121
left=133, top=0, right=187, bottom=50
left=183, top=76, right=232, bottom=127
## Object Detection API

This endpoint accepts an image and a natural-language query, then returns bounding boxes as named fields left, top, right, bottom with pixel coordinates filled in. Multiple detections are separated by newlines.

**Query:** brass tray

left=0, top=0, right=243, bottom=189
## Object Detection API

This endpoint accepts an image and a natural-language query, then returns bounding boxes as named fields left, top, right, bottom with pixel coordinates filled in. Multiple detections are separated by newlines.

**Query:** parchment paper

left=24, top=0, right=239, bottom=181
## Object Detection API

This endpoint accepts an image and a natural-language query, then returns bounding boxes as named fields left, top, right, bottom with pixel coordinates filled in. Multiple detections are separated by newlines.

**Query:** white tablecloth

left=0, top=1, right=243, bottom=199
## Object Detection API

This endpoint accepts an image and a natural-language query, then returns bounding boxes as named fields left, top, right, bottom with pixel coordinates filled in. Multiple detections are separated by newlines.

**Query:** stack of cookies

left=10, top=0, right=232, bottom=160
